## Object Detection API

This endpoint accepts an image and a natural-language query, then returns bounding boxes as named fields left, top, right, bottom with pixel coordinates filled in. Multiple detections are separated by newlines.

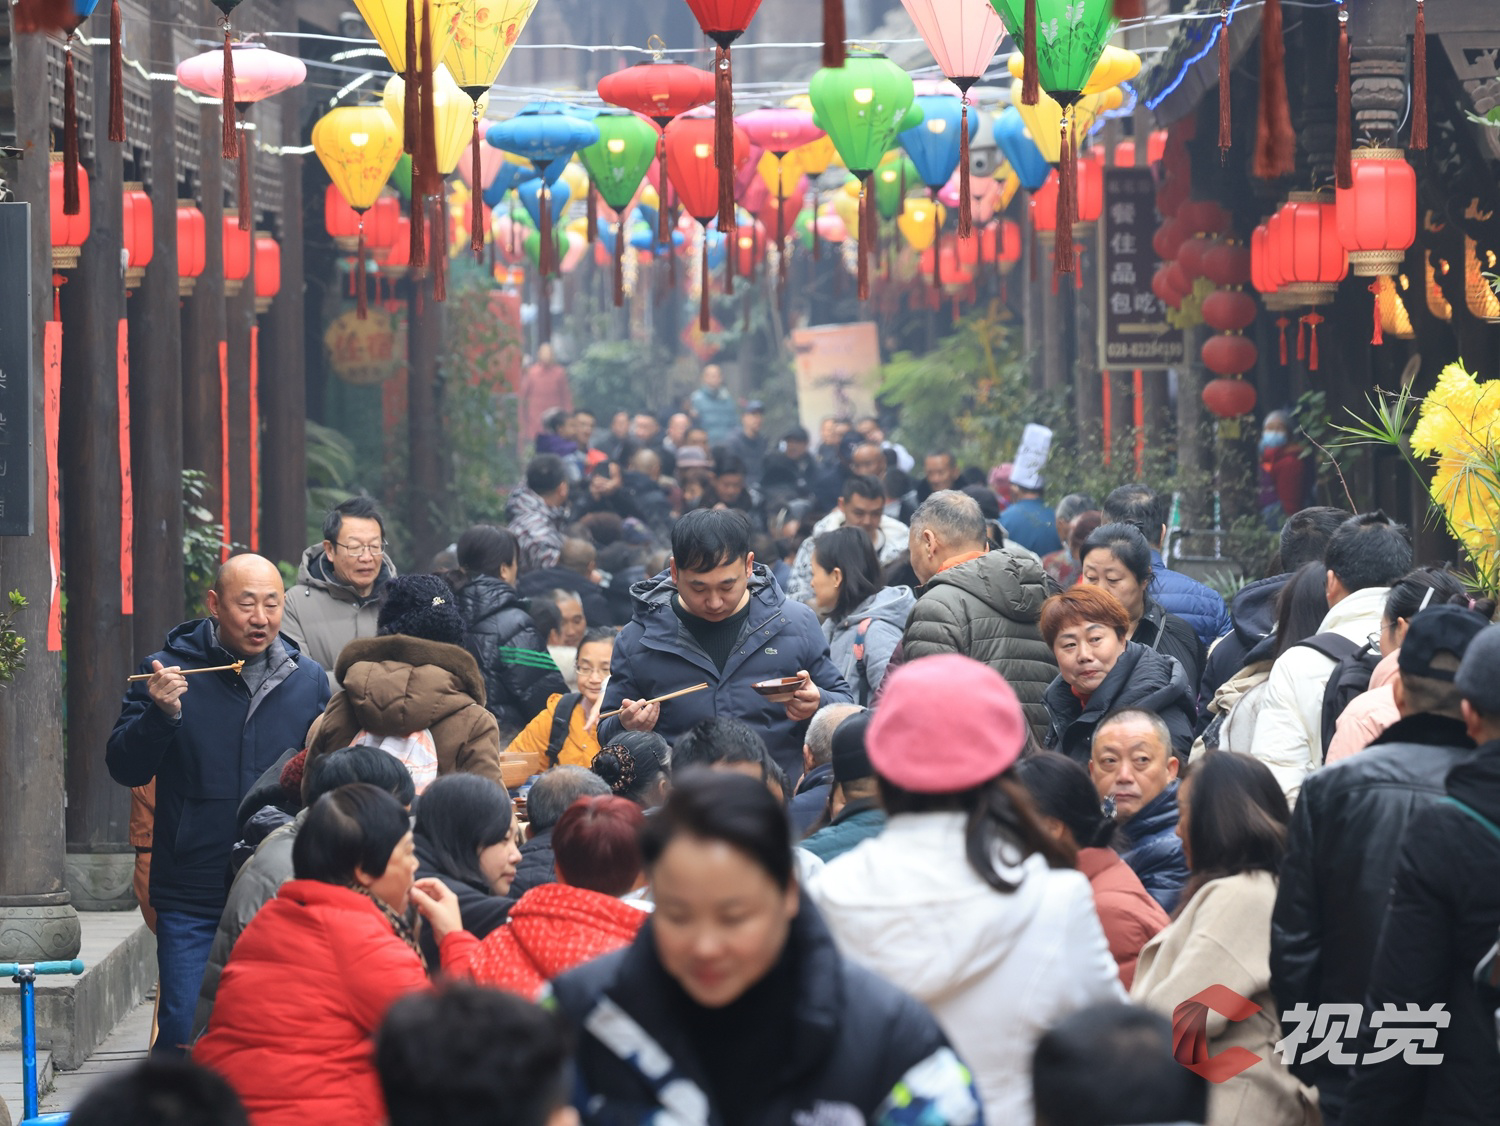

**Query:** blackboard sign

left=0, top=203, right=34, bottom=535
left=1099, top=168, right=1184, bottom=372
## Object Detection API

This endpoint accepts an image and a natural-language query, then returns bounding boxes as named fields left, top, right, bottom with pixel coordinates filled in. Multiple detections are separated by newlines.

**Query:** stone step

left=0, top=1046, right=54, bottom=1119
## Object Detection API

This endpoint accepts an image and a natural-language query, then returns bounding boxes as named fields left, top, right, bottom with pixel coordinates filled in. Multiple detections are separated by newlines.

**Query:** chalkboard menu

left=1099, top=168, right=1184, bottom=372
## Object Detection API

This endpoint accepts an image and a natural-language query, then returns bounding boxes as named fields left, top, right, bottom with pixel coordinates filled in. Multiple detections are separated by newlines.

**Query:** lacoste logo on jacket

left=765, top=647, right=777, bottom=655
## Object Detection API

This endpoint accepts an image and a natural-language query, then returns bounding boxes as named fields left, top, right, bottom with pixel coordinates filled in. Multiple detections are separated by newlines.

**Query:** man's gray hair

left=525, top=765, right=610, bottom=832
left=1056, top=493, right=1096, bottom=524
left=804, top=703, right=865, bottom=767
left=910, top=490, right=987, bottom=552
left=1091, top=708, right=1174, bottom=756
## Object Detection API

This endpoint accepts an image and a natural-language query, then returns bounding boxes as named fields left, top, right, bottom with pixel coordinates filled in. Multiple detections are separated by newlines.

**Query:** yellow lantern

left=640, top=183, right=661, bottom=212
left=351, top=0, right=459, bottom=77
left=897, top=197, right=944, bottom=252
left=1010, top=80, right=1121, bottom=163
left=444, top=0, right=540, bottom=98
left=832, top=190, right=863, bottom=239
left=1007, top=44, right=1142, bottom=96
left=997, top=168, right=1020, bottom=211
left=384, top=65, right=488, bottom=176
left=758, top=149, right=805, bottom=197
left=559, top=161, right=590, bottom=205
left=785, top=95, right=840, bottom=175
left=311, top=105, right=405, bottom=211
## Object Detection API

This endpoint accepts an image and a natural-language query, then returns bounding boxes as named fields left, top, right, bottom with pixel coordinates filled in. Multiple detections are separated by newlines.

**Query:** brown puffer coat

left=902, top=547, right=1060, bottom=740
left=303, top=635, right=504, bottom=785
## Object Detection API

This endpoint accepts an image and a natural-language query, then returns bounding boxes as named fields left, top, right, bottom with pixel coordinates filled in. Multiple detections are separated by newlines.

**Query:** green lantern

left=873, top=155, right=919, bottom=221
left=794, top=208, right=814, bottom=251
left=577, top=110, right=660, bottom=307
left=524, top=227, right=568, bottom=268
left=391, top=153, right=413, bottom=201
left=808, top=49, right=920, bottom=299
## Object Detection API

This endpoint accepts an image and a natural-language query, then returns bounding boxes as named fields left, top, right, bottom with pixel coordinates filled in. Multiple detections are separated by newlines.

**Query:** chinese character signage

left=1099, top=169, right=1184, bottom=372
left=0, top=203, right=34, bottom=535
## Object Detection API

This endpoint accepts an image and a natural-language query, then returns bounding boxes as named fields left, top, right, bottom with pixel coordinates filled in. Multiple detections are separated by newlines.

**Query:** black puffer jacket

left=1344, top=738, right=1500, bottom=1125
left=1042, top=642, right=1197, bottom=764
left=452, top=574, right=567, bottom=735
left=1271, top=713, right=1476, bottom=1118
left=1132, top=599, right=1207, bottom=700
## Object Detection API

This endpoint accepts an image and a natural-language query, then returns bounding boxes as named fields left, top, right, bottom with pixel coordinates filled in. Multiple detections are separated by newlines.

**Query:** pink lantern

left=177, top=43, right=306, bottom=231
left=561, top=229, right=589, bottom=274
left=458, top=142, right=507, bottom=193
left=816, top=212, right=848, bottom=243
left=899, top=0, right=1006, bottom=237
left=736, top=106, right=824, bottom=155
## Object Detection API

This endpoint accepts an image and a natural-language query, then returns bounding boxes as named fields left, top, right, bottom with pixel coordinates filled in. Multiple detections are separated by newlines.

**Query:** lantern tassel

left=714, top=45, right=736, bottom=231
left=614, top=215, right=625, bottom=307
left=1336, top=7, right=1352, bottom=190
left=538, top=182, right=553, bottom=278
left=419, top=0, right=438, bottom=198
left=1254, top=0, right=1295, bottom=178
left=586, top=184, right=597, bottom=244
left=411, top=191, right=427, bottom=269
left=433, top=195, right=447, bottom=302
left=1021, top=0, right=1039, bottom=106
left=471, top=119, right=485, bottom=257
left=657, top=137, right=670, bottom=243
left=1054, top=119, right=1074, bottom=279
left=108, top=0, right=124, bottom=143
left=1218, top=0, right=1230, bottom=159
left=1277, top=315, right=1289, bottom=364
left=958, top=99, right=973, bottom=238
left=357, top=218, right=368, bottom=321
left=1112, top=0, right=1143, bottom=20
left=1369, top=281, right=1382, bottom=345
left=221, top=24, right=237, bottom=160
left=1295, top=315, right=1306, bottom=361
left=237, top=132, right=251, bottom=231
left=823, top=0, right=845, bottom=68
left=857, top=181, right=870, bottom=301
left=1305, top=313, right=1322, bottom=370
left=700, top=229, right=712, bottom=332
left=62, top=44, right=80, bottom=216
left=1412, top=0, right=1427, bottom=149
left=403, top=0, right=418, bottom=153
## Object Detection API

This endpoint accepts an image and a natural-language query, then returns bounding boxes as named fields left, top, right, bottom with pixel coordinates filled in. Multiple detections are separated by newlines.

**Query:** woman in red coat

left=195, top=783, right=477, bottom=1126
left=1015, top=752, right=1170, bottom=988
left=469, top=794, right=647, bottom=999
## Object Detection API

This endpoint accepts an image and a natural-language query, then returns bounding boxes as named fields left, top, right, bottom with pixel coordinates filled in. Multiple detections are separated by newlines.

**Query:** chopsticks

left=128, top=661, right=245, bottom=682
left=599, top=682, right=710, bottom=720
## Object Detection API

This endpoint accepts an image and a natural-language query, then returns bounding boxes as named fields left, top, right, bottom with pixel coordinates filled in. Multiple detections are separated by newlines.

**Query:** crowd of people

left=91, top=368, right=1500, bottom=1126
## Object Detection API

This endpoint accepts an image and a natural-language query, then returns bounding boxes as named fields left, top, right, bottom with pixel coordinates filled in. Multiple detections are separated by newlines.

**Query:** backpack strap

left=1294, top=632, right=1362, bottom=663
left=1440, top=796, right=1500, bottom=846
left=545, top=693, right=582, bottom=767
left=852, top=617, right=874, bottom=707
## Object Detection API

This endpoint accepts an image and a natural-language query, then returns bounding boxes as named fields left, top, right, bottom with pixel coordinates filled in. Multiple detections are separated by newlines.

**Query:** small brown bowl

left=753, top=676, right=804, bottom=697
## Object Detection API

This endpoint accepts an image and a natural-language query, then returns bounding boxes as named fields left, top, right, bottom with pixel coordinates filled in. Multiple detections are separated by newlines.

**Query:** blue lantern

left=899, top=95, right=974, bottom=191
left=487, top=104, right=600, bottom=182
left=483, top=158, right=536, bottom=209
left=518, top=177, right=571, bottom=229
left=993, top=107, right=1051, bottom=192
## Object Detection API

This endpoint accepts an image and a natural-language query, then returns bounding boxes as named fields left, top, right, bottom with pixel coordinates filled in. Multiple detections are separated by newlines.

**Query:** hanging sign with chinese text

left=1099, top=168, right=1183, bottom=371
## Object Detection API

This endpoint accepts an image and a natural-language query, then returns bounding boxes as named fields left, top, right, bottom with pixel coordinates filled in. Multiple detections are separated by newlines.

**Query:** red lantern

left=365, top=194, right=402, bottom=254
left=122, top=183, right=154, bottom=291
left=1114, top=130, right=1168, bottom=167
left=49, top=154, right=91, bottom=270
left=381, top=216, right=412, bottom=276
left=253, top=233, right=281, bottom=312
left=1202, top=288, right=1257, bottom=332
left=1030, top=172, right=1059, bottom=235
left=1202, top=333, right=1259, bottom=376
left=1151, top=265, right=1183, bottom=309
left=1250, top=223, right=1276, bottom=294
left=1177, top=235, right=1216, bottom=279
left=326, top=183, right=363, bottom=251
left=177, top=201, right=206, bottom=295
left=224, top=213, right=252, bottom=295
left=997, top=219, right=1021, bottom=269
left=1202, top=377, right=1258, bottom=418
left=1075, top=153, right=1103, bottom=225
left=1178, top=198, right=1230, bottom=236
left=1277, top=191, right=1348, bottom=304
left=664, top=111, right=750, bottom=223
left=1202, top=240, right=1251, bottom=287
left=1155, top=174, right=1188, bottom=219
left=1153, top=215, right=1189, bottom=262
left=1164, top=260, right=1191, bottom=302
left=1334, top=147, right=1417, bottom=277
left=682, top=0, right=763, bottom=228
left=734, top=221, right=764, bottom=277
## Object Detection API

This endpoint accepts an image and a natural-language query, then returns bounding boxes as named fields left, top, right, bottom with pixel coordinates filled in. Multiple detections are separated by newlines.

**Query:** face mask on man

left=1261, top=429, right=1288, bottom=451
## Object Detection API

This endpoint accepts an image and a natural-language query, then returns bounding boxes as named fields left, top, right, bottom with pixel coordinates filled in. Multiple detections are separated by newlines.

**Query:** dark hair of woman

left=1273, top=561, right=1331, bottom=658
left=641, top=770, right=793, bottom=891
left=591, top=732, right=671, bottom=806
left=292, top=783, right=411, bottom=886
left=411, top=774, right=514, bottom=890
left=1177, top=752, right=1289, bottom=914
left=813, top=526, right=884, bottom=622
left=1384, top=564, right=1496, bottom=623
left=453, top=525, right=521, bottom=584
left=1079, top=522, right=1154, bottom=586
left=1012, top=751, right=1117, bottom=850
left=876, top=773, right=1075, bottom=893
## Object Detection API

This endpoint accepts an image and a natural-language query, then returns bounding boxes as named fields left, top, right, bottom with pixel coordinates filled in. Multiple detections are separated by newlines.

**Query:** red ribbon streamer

left=44, top=320, right=62, bottom=651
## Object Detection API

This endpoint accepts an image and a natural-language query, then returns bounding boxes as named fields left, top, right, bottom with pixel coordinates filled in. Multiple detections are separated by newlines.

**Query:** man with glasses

left=283, top=497, right=398, bottom=690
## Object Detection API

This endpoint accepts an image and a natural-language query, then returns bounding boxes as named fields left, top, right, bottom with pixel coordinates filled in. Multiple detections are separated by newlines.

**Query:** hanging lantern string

left=1335, top=3, right=1352, bottom=189
left=470, top=109, right=484, bottom=258
left=1411, top=0, right=1427, bottom=149
left=1217, top=0, right=1230, bottom=160
left=221, top=16, right=238, bottom=159
left=108, top=0, right=125, bottom=143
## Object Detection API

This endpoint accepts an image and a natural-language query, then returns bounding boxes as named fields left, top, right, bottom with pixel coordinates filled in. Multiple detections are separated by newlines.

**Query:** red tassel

left=108, top=0, right=124, bottom=143
left=823, top=0, right=845, bottom=68
left=538, top=182, right=552, bottom=277
left=1054, top=120, right=1074, bottom=278
left=411, top=191, right=427, bottom=269
left=1369, top=281, right=1382, bottom=345
left=614, top=215, right=625, bottom=307
left=1218, top=0, right=1231, bottom=159
left=357, top=219, right=368, bottom=320
left=1021, top=0, right=1039, bottom=106
left=1254, top=0, right=1295, bottom=178
left=433, top=195, right=447, bottom=302
left=62, top=45, right=80, bottom=215
left=586, top=184, right=597, bottom=244
left=657, top=137, right=670, bottom=243
left=237, top=135, right=251, bottom=230
left=699, top=230, right=712, bottom=332
left=1336, top=7, right=1352, bottom=190
left=419, top=0, right=438, bottom=198
left=958, top=100, right=973, bottom=238
left=1304, top=313, right=1322, bottom=370
left=1277, top=315, right=1289, bottom=364
left=858, top=182, right=871, bottom=301
left=714, top=46, right=736, bottom=231
left=471, top=120, right=484, bottom=257
left=403, top=0, right=418, bottom=154
left=1111, top=0, right=1143, bottom=19
left=222, top=25, right=237, bottom=160
left=1296, top=315, right=1306, bottom=361
left=1412, top=0, right=1427, bottom=149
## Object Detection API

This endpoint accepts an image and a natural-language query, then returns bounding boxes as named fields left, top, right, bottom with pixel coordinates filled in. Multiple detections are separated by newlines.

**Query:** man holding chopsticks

left=598, top=510, right=853, bottom=779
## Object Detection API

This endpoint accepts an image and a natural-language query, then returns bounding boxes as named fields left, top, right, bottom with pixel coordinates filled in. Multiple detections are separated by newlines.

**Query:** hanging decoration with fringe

left=682, top=0, right=764, bottom=231
left=824, top=0, right=845, bottom=67
left=1336, top=4, right=1352, bottom=189
left=1411, top=0, right=1427, bottom=149
left=108, top=0, right=124, bottom=143
left=310, top=105, right=404, bottom=321
left=1217, top=0, right=1231, bottom=160
left=1254, top=0, right=1295, bottom=177
left=56, top=0, right=100, bottom=217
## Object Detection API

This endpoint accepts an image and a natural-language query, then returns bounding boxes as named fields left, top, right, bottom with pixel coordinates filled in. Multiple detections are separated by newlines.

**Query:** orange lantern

left=325, top=183, right=363, bottom=251
left=1030, top=172, right=1058, bottom=235
left=49, top=154, right=91, bottom=270
left=254, top=232, right=281, bottom=313
left=1335, top=147, right=1416, bottom=277
left=122, top=182, right=153, bottom=291
left=381, top=216, right=412, bottom=276
left=177, top=201, right=206, bottom=295
left=1075, top=152, right=1103, bottom=225
left=224, top=212, right=252, bottom=295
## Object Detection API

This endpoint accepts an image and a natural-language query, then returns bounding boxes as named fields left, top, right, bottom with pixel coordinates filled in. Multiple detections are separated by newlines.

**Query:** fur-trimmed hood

left=335, top=634, right=488, bottom=718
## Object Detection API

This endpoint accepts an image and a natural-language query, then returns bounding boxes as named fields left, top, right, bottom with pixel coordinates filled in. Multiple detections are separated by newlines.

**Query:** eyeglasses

left=335, top=541, right=387, bottom=559
left=576, top=663, right=609, bottom=678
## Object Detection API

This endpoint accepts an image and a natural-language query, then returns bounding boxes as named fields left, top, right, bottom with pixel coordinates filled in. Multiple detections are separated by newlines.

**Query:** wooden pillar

left=225, top=222, right=255, bottom=553
left=61, top=34, right=133, bottom=873
left=0, top=19, right=81, bottom=960
left=260, top=81, right=308, bottom=565
left=130, top=0, right=185, bottom=658
left=408, top=272, right=445, bottom=565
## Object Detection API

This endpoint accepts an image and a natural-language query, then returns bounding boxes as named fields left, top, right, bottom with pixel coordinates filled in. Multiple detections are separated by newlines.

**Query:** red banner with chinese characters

left=117, top=319, right=133, bottom=615
left=44, top=320, right=61, bottom=650
left=219, top=340, right=231, bottom=563
left=249, top=325, right=259, bottom=554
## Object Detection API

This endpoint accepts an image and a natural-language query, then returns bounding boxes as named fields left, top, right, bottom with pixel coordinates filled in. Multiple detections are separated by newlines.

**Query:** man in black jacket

left=1286, top=608, right=1492, bottom=1125
left=506, top=766, right=610, bottom=900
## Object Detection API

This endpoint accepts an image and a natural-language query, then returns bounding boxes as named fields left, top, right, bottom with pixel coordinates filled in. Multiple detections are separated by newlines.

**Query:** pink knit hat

left=867, top=654, right=1027, bottom=793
